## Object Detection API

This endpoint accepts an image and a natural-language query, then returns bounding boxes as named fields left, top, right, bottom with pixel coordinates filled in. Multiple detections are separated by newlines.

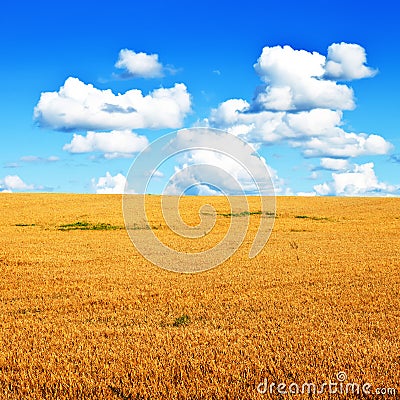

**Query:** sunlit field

left=0, top=194, right=399, bottom=399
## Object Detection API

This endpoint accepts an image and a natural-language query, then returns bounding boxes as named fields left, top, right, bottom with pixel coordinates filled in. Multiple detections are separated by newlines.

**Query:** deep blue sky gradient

left=1, top=0, right=399, bottom=193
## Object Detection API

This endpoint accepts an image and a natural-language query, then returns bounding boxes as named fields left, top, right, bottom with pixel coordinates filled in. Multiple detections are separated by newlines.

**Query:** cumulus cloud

left=253, top=45, right=355, bottom=111
left=209, top=99, right=286, bottom=143
left=165, top=149, right=268, bottom=195
left=0, top=175, right=34, bottom=192
left=314, top=163, right=399, bottom=196
left=325, top=43, right=377, bottom=81
left=319, top=158, right=350, bottom=171
left=115, top=49, right=163, bottom=78
left=285, top=108, right=342, bottom=135
left=209, top=102, right=392, bottom=158
left=63, top=130, right=148, bottom=158
left=92, top=172, right=126, bottom=194
left=162, top=129, right=281, bottom=196
left=210, top=99, right=250, bottom=126
left=297, top=131, right=392, bottom=158
left=34, top=77, right=191, bottom=131
left=207, top=42, right=391, bottom=161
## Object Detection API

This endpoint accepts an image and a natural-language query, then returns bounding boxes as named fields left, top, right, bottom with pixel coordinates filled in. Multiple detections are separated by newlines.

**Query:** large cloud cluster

left=209, top=43, right=390, bottom=162
left=34, top=77, right=191, bottom=131
left=32, top=49, right=193, bottom=192
left=253, top=44, right=354, bottom=111
left=32, top=44, right=395, bottom=196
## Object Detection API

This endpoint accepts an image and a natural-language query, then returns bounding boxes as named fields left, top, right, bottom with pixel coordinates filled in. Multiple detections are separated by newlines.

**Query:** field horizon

left=0, top=194, right=399, bottom=399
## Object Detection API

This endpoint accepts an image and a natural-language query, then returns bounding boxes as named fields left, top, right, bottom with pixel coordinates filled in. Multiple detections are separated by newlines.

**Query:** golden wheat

left=0, top=194, right=399, bottom=399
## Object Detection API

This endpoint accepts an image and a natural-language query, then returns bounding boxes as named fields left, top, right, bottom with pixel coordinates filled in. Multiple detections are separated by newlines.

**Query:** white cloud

left=287, top=110, right=392, bottom=158
left=209, top=100, right=287, bottom=143
left=163, top=129, right=279, bottom=196
left=285, top=108, right=342, bottom=136
left=92, top=172, right=126, bottom=194
left=115, top=49, right=163, bottom=78
left=320, top=158, right=350, bottom=171
left=314, top=163, right=399, bottom=196
left=63, top=129, right=148, bottom=158
left=210, top=101, right=392, bottom=158
left=207, top=42, right=391, bottom=163
left=210, top=98, right=250, bottom=126
left=253, top=45, right=355, bottom=111
left=325, top=42, right=377, bottom=80
left=299, top=132, right=392, bottom=158
left=165, top=149, right=265, bottom=195
left=34, top=77, right=191, bottom=131
left=0, top=175, right=34, bottom=192
left=254, top=86, right=293, bottom=111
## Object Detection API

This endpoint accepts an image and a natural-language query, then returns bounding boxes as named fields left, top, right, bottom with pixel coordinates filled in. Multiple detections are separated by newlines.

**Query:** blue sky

left=1, top=0, right=399, bottom=195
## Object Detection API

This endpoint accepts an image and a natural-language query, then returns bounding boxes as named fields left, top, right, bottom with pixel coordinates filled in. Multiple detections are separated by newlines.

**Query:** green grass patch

left=58, top=221, right=123, bottom=231
left=15, top=223, right=36, bottom=227
left=295, top=215, right=330, bottom=221
left=172, top=314, right=190, bottom=327
left=220, top=210, right=275, bottom=217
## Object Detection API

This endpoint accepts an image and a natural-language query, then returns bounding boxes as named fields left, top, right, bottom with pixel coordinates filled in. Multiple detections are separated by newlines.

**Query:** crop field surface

left=0, top=194, right=399, bottom=399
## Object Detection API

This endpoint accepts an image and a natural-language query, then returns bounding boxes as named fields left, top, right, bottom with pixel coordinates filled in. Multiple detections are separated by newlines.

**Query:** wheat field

left=0, top=194, right=399, bottom=399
